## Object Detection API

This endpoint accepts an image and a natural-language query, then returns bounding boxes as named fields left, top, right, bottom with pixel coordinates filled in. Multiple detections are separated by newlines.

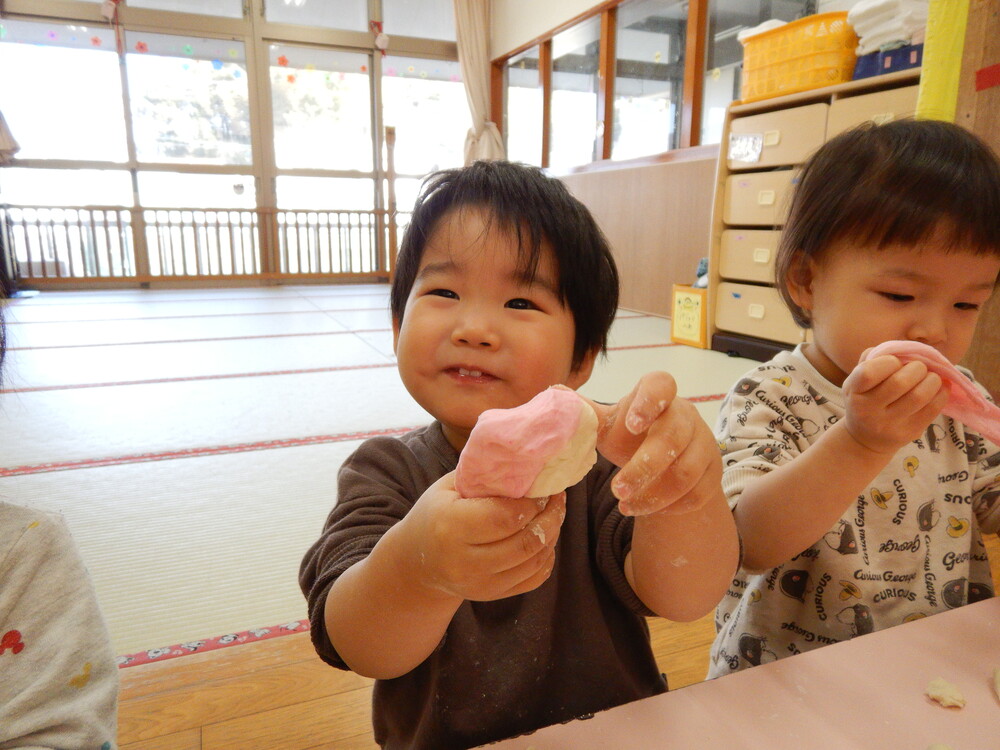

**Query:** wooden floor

left=119, top=535, right=1000, bottom=749
left=117, top=613, right=717, bottom=749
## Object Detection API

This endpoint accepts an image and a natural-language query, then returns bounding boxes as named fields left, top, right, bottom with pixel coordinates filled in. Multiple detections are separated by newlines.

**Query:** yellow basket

left=740, top=12, right=858, bottom=103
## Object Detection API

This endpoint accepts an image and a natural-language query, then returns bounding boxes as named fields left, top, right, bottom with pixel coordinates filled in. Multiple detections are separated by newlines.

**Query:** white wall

left=490, top=0, right=601, bottom=59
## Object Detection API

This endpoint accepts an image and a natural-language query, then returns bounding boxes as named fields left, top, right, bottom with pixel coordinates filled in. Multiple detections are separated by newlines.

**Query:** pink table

left=490, top=598, right=1000, bottom=749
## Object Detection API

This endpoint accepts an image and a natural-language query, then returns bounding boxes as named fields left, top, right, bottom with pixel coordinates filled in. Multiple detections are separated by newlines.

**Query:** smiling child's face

left=393, top=207, right=594, bottom=451
left=790, top=237, right=1000, bottom=387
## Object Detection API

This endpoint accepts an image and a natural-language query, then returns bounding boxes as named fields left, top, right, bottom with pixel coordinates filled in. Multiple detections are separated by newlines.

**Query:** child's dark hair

left=776, top=119, right=1000, bottom=327
left=390, top=160, right=620, bottom=370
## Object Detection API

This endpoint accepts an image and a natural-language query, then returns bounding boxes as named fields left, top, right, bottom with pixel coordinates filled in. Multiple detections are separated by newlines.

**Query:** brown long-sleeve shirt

left=300, top=422, right=666, bottom=749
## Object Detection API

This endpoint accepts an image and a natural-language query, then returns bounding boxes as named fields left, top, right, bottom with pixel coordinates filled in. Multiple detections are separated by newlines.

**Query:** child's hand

left=399, top=473, right=566, bottom=602
left=842, top=354, right=948, bottom=455
left=583, top=372, right=723, bottom=516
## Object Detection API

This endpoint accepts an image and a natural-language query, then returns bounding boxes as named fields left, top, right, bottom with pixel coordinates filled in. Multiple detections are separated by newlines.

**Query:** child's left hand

left=581, top=372, right=722, bottom=516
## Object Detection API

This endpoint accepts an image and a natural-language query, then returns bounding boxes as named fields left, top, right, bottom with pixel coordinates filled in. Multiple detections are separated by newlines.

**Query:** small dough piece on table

left=456, top=388, right=598, bottom=499
left=861, top=340, right=1000, bottom=445
left=925, top=677, right=966, bottom=708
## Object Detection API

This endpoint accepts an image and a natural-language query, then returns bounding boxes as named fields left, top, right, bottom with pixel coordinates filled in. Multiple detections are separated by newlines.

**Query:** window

left=612, top=0, right=687, bottom=160
left=276, top=176, right=375, bottom=210
left=126, top=31, right=251, bottom=166
left=137, top=173, right=255, bottom=209
left=270, top=46, right=374, bottom=172
left=382, top=56, right=466, bottom=176
left=3, top=1, right=461, bottom=283
left=0, top=20, right=127, bottom=162
left=382, top=0, right=456, bottom=42
left=495, top=0, right=821, bottom=167
left=0, top=168, right=133, bottom=206
left=128, top=0, right=244, bottom=18
left=550, top=17, right=601, bottom=170
left=265, top=0, right=368, bottom=32
left=504, top=46, right=542, bottom=166
left=700, top=0, right=813, bottom=144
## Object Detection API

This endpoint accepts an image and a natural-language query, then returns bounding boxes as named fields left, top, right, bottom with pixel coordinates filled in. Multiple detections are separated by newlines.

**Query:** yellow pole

left=915, top=0, right=970, bottom=121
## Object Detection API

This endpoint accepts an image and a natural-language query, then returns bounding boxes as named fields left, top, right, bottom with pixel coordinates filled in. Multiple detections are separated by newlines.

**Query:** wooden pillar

left=540, top=41, right=553, bottom=169
left=680, top=0, right=709, bottom=148
left=956, top=0, right=1000, bottom=398
left=385, top=126, right=398, bottom=277
left=598, top=7, right=617, bottom=160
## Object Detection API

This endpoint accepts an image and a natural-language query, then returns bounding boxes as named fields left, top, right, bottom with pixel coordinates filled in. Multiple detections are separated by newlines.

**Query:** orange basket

left=740, top=12, right=858, bottom=103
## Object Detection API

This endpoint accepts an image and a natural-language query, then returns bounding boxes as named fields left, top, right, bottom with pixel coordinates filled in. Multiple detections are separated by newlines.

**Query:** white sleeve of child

left=0, top=506, right=119, bottom=749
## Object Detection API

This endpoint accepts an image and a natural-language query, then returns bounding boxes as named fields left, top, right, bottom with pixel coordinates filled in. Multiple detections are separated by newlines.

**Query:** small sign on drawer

left=728, top=133, right=764, bottom=164
left=671, top=284, right=708, bottom=348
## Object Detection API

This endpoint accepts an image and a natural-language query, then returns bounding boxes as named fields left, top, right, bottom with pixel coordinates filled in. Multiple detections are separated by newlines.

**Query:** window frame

left=0, top=0, right=459, bottom=213
left=491, top=0, right=710, bottom=169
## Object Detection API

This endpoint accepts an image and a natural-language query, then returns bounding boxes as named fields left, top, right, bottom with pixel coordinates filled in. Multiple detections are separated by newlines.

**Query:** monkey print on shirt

left=708, top=347, right=1000, bottom=679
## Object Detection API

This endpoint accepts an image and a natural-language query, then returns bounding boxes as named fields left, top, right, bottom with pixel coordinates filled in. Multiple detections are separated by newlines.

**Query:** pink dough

left=455, top=388, right=598, bottom=499
left=862, top=340, right=1000, bottom=445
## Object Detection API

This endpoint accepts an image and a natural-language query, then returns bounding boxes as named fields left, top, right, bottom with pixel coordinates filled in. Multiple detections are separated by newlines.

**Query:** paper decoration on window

left=361, top=65, right=368, bottom=73
left=100, top=0, right=124, bottom=54
left=277, top=55, right=289, bottom=67
left=135, top=41, right=148, bottom=53
left=287, top=74, right=296, bottom=84
left=183, top=44, right=194, bottom=55
left=91, top=36, right=102, bottom=46
left=228, top=49, right=238, bottom=58
left=47, top=31, right=58, bottom=40
left=370, top=21, right=388, bottom=56
left=212, top=59, right=223, bottom=70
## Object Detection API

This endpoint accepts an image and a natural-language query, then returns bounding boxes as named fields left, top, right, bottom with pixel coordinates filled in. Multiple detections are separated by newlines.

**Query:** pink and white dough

left=861, top=340, right=1000, bottom=445
left=456, top=387, right=599, bottom=498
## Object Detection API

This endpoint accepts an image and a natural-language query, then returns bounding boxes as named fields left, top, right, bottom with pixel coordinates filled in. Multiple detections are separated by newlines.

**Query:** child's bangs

left=831, top=169, right=1000, bottom=258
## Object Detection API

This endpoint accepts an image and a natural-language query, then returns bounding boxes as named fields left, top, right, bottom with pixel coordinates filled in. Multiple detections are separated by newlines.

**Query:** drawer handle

left=763, top=129, right=781, bottom=146
left=748, top=303, right=765, bottom=319
left=752, top=247, right=771, bottom=264
left=757, top=190, right=775, bottom=206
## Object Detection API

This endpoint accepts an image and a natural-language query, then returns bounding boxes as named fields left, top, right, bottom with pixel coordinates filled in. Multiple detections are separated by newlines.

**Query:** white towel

left=738, top=19, right=787, bottom=44
left=848, top=0, right=927, bottom=29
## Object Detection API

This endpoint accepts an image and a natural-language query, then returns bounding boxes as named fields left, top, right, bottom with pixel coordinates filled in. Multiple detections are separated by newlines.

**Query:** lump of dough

left=925, top=677, right=966, bottom=708
left=861, top=340, right=1000, bottom=444
left=456, top=388, right=598, bottom=499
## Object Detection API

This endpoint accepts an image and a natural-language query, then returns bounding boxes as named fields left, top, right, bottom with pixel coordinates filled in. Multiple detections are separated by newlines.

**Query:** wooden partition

left=558, top=146, right=719, bottom=316
left=957, top=0, right=1000, bottom=399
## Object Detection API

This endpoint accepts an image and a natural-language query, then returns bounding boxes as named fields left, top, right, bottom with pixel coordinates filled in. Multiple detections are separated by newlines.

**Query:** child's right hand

left=842, top=353, right=949, bottom=455
left=397, top=472, right=567, bottom=602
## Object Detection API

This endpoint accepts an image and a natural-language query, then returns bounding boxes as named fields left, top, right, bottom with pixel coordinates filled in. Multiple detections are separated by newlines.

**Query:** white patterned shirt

left=708, top=346, right=1000, bottom=678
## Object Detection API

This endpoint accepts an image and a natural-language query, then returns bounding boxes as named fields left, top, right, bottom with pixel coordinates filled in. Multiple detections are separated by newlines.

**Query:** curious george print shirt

left=708, top=347, right=1000, bottom=678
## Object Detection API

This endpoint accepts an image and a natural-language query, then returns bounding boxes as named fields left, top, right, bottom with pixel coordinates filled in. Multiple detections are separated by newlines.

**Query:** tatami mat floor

left=0, top=284, right=755, bottom=658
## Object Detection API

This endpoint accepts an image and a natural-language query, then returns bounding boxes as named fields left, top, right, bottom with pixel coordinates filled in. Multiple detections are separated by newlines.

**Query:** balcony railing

left=0, top=204, right=407, bottom=288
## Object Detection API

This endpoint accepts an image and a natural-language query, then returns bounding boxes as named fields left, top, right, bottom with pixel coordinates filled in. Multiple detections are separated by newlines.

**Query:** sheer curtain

left=453, top=0, right=505, bottom=163
left=0, top=110, right=19, bottom=164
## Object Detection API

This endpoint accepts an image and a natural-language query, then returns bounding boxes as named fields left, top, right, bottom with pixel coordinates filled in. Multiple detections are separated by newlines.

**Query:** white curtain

left=453, top=0, right=506, bottom=163
left=0, top=110, right=19, bottom=165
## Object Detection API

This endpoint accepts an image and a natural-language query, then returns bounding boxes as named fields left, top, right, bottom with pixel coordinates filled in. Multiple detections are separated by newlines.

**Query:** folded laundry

left=737, top=18, right=786, bottom=44
left=849, top=0, right=928, bottom=56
